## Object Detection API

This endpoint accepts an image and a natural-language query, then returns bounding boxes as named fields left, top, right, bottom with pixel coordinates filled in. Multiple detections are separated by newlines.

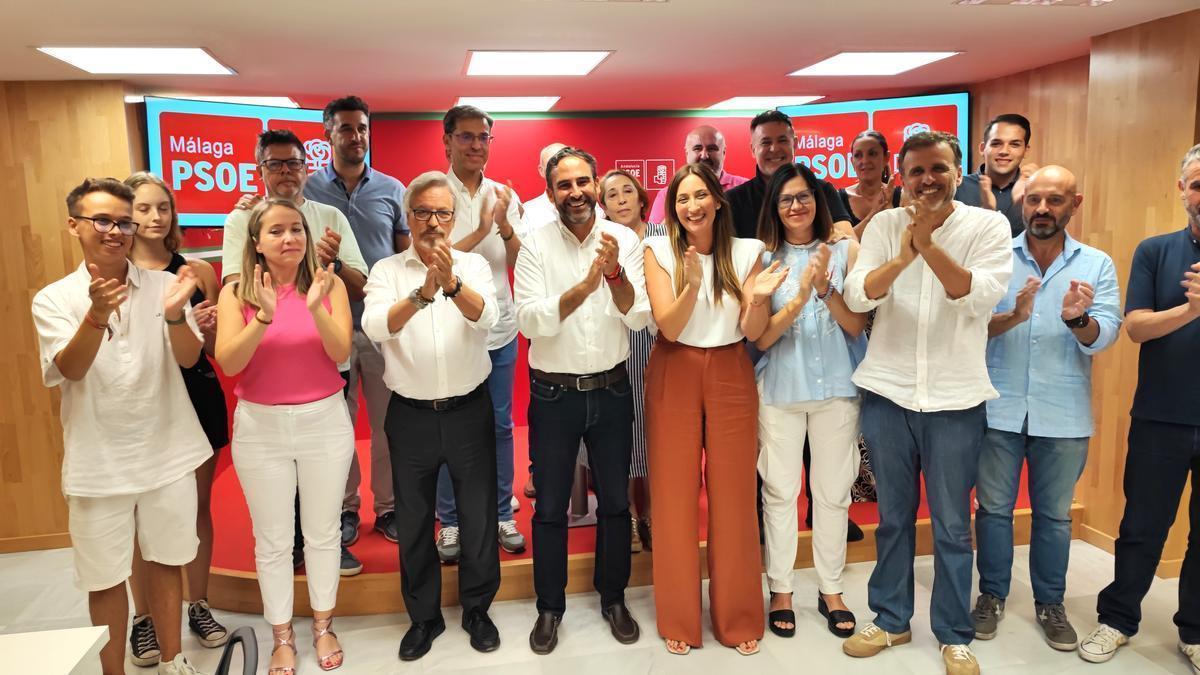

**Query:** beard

left=556, top=193, right=597, bottom=226
left=1025, top=216, right=1063, bottom=240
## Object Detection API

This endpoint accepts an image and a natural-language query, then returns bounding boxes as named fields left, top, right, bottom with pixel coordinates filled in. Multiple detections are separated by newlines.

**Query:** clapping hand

left=682, top=245, right=703, bottom=289
left=752, top=260, right=790, bottom=304
left=978, top=175, right=998, bottom=211
left=234, top=194, right=262, bottom=211
left=493, top=182, right=516, bottom=235
left=164, top=264, right=199, bottom=319
left=306, top=263, right=337, bottom=313
left=1013, top=276, right=1041, bottom=321
left=431, top=240, right=456, bottom=292
left=193, top=299, right=218, bottom=336
left=1184, top=262, right=1200, bottom=316
left=316, top=228, right=342, bottom=267
left=253, top=264, right=277, bottom=321
left=86, top=263, right=127, bottom=325
left=595, top=232, right=620, bottom=277
left=906, top=198, right=953, bottom=253
left=1060, top=279, right=1094, bottom=321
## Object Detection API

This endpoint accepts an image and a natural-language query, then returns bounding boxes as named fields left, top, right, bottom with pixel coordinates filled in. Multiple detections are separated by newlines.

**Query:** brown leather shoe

left=602, top=603, right=640, bottom=644
left=529, top=612, right=559, bottom=655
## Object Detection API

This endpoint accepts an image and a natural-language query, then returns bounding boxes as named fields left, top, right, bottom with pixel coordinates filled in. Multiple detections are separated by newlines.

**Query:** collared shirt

left=219, top=198, right=368, bottom=281
left=447, top=169, right=525, bottom=350
left=985, top=233, right=1121, bottom=437
left=956, top=165, right=1026, bottom=236
left=756, top=238, right=864, bottom=405
left=305, top=164, right=409, bottom=328
left=648, top=169, right=749, bottom=225
left=844, top=202, right=1013, bottom=412
left=361, top=248, right=498, bottom=399
left=32, top=263, right=211, bottom=497
left=520, top=191, right=603, bottom=232
left=514, top=217, right=650, bottom=374
left=1125, top=226, right=1200, bottom=425
left=728, top=169, right=852, bottom=239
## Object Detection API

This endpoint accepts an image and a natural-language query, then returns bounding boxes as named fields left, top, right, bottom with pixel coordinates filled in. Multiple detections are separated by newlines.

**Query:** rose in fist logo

left=902, top=122, right=931, bottom=140
left=304, top=139, right=332, bottom=172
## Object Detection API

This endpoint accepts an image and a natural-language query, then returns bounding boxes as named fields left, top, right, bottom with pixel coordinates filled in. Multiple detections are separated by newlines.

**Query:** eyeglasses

left=777, top=190, right=815, bottom=209
left=72, top=214, right=139, bottom=235
left=450, top=132, right=493, bottom=146
left=411, top=208, right=455, bottom=224
left=260, top=159, right=306, bottom=173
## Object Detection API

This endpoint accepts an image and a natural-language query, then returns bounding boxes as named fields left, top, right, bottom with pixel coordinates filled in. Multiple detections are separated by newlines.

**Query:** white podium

left=0, top=626, right=108, bottom=675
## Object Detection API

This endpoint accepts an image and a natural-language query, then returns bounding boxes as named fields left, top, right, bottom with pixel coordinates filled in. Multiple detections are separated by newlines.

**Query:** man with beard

left=646, top=124, right=748, bottom=225
left=522, top=142, right=605, bottom=231
left=971, top=166, right=1120, bottom=652
left=956, top=114, right=1035, bottom=236
left=1079, top=144, right=1200, bottom=673
left=843, top=131, right=1012, bottom=675
left=514, top=147, right=649, bottom=654
left=362, top=171, right=502, bottom=660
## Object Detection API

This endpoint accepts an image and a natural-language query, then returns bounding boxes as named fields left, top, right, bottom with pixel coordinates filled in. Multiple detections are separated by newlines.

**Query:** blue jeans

left=860, top=389, right=986, bottom=646
left=975, top=428, right=1088, bottom=605
left=437, top=338, right=517, bottom=525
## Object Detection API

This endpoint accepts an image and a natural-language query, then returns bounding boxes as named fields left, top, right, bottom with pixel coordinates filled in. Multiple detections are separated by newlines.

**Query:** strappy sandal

left=312, top=616, right=344, bottom=671
left=734, top=639, right=760, bottom=656
left=269, top=624, right=297, bottom=675
left=818, top=593, right=857, bottom=638
left=664, top=638, right=691, bottom=655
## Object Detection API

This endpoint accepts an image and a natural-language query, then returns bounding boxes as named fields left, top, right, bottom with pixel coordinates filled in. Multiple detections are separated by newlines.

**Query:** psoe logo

left=903, top=122, right=931, bottom=140
left=304, top=139, right=333, bottom=172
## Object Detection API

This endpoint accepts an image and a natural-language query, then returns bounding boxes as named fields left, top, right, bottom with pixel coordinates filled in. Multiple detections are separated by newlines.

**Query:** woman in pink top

left=216, top=198, right=352, bottom=674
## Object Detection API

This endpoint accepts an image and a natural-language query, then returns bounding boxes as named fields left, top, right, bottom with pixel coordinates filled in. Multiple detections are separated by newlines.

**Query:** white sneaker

left=157, top=654, right=205, bottom=675
left=1180, top=641, right=1200, bottom=674
left=1078, top=623, right=1128, bottom=663
left=511, top=495, right=520, bottom=512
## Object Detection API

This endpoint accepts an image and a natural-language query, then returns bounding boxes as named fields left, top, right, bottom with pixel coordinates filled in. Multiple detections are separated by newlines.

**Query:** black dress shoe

left=399, top=618, right=445, bottom=661
left=462, top=608, right=500, bottom=653
left=529, top=612, right=560, bottom=655
left=847, top=518, right=864, bottom=543
left=601, top=603, right=640, bottom=644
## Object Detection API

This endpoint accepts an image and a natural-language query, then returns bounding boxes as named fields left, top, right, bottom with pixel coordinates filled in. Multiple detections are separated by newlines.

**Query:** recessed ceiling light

left=707, top=96, right=823, bottom=110
left=125, top=94, right=299, bottom=107
left=466, top=51, right=610, bottom=76
left=456, top=96, right=561, bottom=112
left=789, top=52, right=959, bottom=77
left=37, top=47, right=233, bottom=75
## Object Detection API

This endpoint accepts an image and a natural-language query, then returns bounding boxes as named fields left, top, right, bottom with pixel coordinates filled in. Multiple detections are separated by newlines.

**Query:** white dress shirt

left=447, top=169, right=525, bottom=351
left=844, top=202, right=1014, bottom=412
left=32, top=262, right=211, bottom=497
left=643, top=236, right=765, bottom=348
left=514, top=217, right=650, bottom=374
left=362, top=247, right=498, bottom=399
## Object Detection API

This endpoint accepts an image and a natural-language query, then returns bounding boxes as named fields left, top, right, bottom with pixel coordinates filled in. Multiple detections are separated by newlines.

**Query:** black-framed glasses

left=72, top=214, right=139, bottom=235
left=777, top=190, right=815, bottom=209
left=450, top=132, right=493, bottom=146
left=411, top=208, right=455, bottom=224
left=260, top=159, right=306, bottom=173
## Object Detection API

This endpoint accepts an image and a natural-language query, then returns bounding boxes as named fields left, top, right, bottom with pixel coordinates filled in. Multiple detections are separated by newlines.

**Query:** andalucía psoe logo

left=304, top=139, right=333, bottom=172
left=903, top=122, right=931, bottom=139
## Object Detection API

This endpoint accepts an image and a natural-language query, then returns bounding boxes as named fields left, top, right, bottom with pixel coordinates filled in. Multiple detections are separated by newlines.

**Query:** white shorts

left=67, top=472, right=199, bottom=592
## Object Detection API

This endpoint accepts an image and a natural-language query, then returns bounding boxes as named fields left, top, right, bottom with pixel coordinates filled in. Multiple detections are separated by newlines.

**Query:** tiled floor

left=1, top=541, right=1193, bottom=674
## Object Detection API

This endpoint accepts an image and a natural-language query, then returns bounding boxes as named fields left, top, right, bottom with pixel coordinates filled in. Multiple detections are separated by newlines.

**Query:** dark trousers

left=385, top=386, right=500, bottom=622
left=528, top=375, right=633, bottom=614
left=1097, top=417, right=1200, bottom=643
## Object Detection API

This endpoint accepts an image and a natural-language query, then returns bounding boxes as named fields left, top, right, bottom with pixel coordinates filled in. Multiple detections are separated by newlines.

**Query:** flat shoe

left=664, top=639, right=691, bottom=655
left=818, top=594, right=856, bottom=638
left=734, top=641, right=760, bottom=656
left=768, top=609, right=796, bottom=638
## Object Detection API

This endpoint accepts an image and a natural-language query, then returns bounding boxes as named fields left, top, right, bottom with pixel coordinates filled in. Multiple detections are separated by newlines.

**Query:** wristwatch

left=443, top=275, right=463, bottom=299
left=409, top=287, right=434, bottom=310
left=1062, top=312, right=1091, bottom=329
left=332, top=257, right=343, bottom=274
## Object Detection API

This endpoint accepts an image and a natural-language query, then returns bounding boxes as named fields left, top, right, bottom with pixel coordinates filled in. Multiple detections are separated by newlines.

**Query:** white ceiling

left=4, top=0, right=1194, bottom=111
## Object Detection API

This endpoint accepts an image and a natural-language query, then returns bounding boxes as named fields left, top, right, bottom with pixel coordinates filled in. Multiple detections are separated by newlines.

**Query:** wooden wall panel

left=1076, top=10, right=1200, bottom=576
left=0, top=81, right=132, bottom=550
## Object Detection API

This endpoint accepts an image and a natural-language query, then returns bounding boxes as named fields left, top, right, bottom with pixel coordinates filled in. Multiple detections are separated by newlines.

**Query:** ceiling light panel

left=789, top=52, right=959, bottom=77
left=456, top=96, right=561, bottom=112
left=707, top=96, right=823, bottom=110
left=37, top=47, right=233, bottom=75
left=466, top=51, right=610, bottom=76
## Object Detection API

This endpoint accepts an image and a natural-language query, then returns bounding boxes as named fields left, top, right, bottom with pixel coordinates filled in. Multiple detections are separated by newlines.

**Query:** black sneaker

left=340, top=545, right=363, bottom=576
left=972, top=593, right=1005, bottom=640
left=374, top=511, right=398, bottom=543
left=129, top=614, right=160, bottom=667
left=187, top=599, right=229, bottom=648
left=341, top=510, right=361, bottom=546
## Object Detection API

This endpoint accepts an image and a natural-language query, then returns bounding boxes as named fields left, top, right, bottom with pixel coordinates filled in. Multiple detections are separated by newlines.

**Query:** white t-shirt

left=32, top=263, right=212, bottom=497
left=643, top=236, right=765, bottom=348
left=219, top=198, right=367, bottom=282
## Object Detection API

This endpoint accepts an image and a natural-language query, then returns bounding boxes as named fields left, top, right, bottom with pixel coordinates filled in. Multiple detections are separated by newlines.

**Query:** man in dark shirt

left=1078, top=144, right=1200, bottom=672
left=727, top=110, right=852, bottom=240
left=956, top=113, right=1034, bottom=236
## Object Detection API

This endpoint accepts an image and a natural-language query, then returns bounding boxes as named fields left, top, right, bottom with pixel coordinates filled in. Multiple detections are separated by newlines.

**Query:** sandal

left=664, top=638, right=691, bottom=655
left=818, top=594, right=856, bottom=639
left=312, top=616, right=344, bottom=671
left=734, top=639, right=760, bottom=656
left=768, top=608, right=796, bottom=638
left=269, top=624, right=297, bottom=675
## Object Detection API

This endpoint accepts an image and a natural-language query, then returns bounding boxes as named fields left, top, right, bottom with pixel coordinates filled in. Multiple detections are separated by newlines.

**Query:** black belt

left=394, top=384, right=485, bottom=412
left=531, top=364, right=628, bottom=392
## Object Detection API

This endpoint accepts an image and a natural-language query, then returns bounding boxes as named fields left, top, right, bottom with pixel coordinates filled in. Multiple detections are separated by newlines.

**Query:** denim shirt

left=985, top=232, right=1121, bottom=437
left=755, top=238, right=864, bottom=405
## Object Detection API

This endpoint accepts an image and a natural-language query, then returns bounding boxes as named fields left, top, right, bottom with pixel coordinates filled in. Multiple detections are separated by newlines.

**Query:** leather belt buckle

left=575, top=374, right=603, bottom=392
left=432, top=397, right=454, bottom=411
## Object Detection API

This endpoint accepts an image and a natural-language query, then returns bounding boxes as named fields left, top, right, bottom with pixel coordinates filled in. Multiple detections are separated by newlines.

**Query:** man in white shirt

left=842, top=132, right=1012, bottom=675
left=514, top=147, right=650, bottom=654
left=32, top=178, right=213, bottom=675
left=362, top=171, right=502, bottom=661
left=435, top=105, right=528, bottom=561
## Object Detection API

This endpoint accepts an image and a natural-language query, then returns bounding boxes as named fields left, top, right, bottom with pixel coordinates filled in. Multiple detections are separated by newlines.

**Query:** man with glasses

left=33, top=178, right=213, bottom=675
left=434, top=105, right=527, bottom=563
left=362, top=171, right=502, bottom=660
left=220, top=128, right=370, bottom=575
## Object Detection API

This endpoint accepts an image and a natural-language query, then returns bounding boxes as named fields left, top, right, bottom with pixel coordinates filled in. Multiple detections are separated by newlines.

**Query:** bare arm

left=644, top=247, right=699, bottom=342
left=213, top=284, right=269, bottom=376
left=1125, top=306, right=1198, bottom=343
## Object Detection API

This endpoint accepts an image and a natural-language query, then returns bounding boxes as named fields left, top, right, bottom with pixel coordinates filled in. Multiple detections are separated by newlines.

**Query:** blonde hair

left=235, top=198, right=318, bottom=309
left=662, top=163, right=742, bottom=305
left=124, top=172, right=182, bottom=252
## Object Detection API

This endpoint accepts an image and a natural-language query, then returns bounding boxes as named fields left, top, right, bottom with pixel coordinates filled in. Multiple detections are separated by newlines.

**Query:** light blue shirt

left=755, top=238, right=865, bottom=406
left=985, top=232, right=1121, bottom=437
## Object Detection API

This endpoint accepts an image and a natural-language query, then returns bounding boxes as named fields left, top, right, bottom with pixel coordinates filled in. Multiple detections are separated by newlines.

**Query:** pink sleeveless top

left=235, top=284, right=344, bottom=405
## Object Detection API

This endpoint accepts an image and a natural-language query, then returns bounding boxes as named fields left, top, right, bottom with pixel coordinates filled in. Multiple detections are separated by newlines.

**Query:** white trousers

left=232, top=392, right=354, bottom=625
left=758, top=395, right=860, bottom=595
